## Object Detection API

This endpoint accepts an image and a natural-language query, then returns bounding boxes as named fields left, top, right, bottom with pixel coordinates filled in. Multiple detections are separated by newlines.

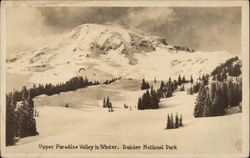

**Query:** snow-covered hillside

left=6, top=79, right=242, bottom=155
left=7, top=24, right=234, bottom=86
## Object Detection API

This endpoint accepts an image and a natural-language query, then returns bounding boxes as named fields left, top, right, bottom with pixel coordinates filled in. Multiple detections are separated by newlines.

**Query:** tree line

left=194, top=79, right=242, bottom=117
left=103, top=77, right=121, bottom=85
left=6, top=76, right=120, bottom=146
left=6, top=87, right=38, bottom=146
left=158, top=78, right=178, bottom=98
left=211, top=56, right=241, bottom=82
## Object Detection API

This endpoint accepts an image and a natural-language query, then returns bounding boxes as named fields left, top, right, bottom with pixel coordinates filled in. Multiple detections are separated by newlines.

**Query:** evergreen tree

left=202, top=74, right=209, bottom=85
left=178, top=75, right=182, bottom=85
left=138, top=97, right=142, bottom=110
left=221, top=68, right=227, bottom=81
left=144, top=90, right=151, bottom=109
left=189, top=86, right=193, bottom=95
left=160, top=81, right=165, bottom=90
left=190, top=75, right=194, bottom=84
left=138, top=87, right=160, bottom=110
left=106, top=97, right=110, bottom=108
left=170, top=114, right=174, bottom=129
left=194, top=86, right=206, bottom=117
left=6, top=93, right=17, bottom=146
left=213, top=87, right=225, bottom=116
left=150, top=86, right=160, bottom=109
left=17, top=91, right=28, bottom=138
left=168, top=77, right=172, bottom=83
left=141, top=78, right=150, bottom=90
left=179, top=114, right=183, bottom=126
left=221, top=82, right=228, bottom=108
left=212, top=75, right=216, bottom=81
left=193, top=82, right=200, bottom=93
left=173, top=80, right=178, bottom=90
left=217, top=73, right=222, bottom=82
left=202, top=89, right=212, bottom=116
left=166, top=114, right=170, bottom=129
left=103, top=98, right=106, bottom=108
left=227, top=80, right=233, bottom=107
left=175, top=114, right=179, bottom=128
left=26, top=90, right=38, bottom=136
left=110, top=102, right=113, bottom=112
left=182, top=75, right=186, bottom=84
left=231, top=63, right=241, bottom=76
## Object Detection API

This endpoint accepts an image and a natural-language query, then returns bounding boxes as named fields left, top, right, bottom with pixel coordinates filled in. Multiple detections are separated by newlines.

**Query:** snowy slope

left=7, top=24, right=234, bottom=86
left=5, top=81, right=242, bottom=155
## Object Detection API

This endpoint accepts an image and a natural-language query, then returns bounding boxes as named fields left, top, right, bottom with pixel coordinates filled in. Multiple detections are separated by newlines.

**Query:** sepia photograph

left=1, top=0, right=249, bottom=157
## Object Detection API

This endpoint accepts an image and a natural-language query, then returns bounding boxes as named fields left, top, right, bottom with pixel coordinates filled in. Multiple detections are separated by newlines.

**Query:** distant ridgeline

left=6, top=76, right=121, bottom=146
left=173, top=45, right=195, bottom=53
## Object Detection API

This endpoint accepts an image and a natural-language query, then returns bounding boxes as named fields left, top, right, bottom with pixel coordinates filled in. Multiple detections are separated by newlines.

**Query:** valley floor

left=5, top=81, right=242, bottom=156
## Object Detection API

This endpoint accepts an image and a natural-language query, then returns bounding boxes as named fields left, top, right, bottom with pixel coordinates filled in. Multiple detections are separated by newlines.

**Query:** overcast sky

left=6, top=7, right=241, bottom=57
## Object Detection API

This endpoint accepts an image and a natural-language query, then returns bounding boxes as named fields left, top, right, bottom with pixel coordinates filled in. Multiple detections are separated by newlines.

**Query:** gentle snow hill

left=34, top=79, right=144, bottom=109
left=7, top=24, right=234, bottom=87
left=6, top=84, right=242, bottom=155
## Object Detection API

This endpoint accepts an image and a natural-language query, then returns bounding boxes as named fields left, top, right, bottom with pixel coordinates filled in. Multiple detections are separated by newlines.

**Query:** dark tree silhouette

left=141, top=78, right=150, bottom=90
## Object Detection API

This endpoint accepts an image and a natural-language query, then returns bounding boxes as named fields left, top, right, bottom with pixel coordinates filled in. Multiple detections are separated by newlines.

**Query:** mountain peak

left=7, top=23, right=234, bottom=85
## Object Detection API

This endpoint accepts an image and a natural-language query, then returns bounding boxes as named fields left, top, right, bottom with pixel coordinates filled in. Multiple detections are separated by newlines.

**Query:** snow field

left=6, top=79, right=242, bottom=155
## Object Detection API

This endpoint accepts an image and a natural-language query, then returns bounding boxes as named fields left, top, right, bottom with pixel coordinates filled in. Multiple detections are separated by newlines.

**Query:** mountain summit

left=7, top=24, right=233, bottom=85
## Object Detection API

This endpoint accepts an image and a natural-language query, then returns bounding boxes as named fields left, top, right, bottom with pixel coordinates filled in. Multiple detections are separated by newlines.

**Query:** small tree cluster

left=166, top=113, right=183, bottom=129
left=190, top=75, right=194, bottom=84
left=227, top=78, right=242, bottom=107
left=141, top=78, right=150, bottom=90
left=6, top=87, right=38, bottom=146
left=177, top=75, right=188, bottom=86
left=138, top=86, right=160, bottom=110
left=103, top=77, right=121, bottom=84
left=158, top=78, right=178, bottom=98
left=187, top=81, right=201, bottom=95
left=194, top=79, right=242, bottom=117
left=192, top=82, right=201, bottom=93
left=103, top=97, right=114, bottom=112
left=198, top=74, right=209, bottom=85
left=187, top=86, right=193, bottom=95
left=211, top=56, right=241, bottom=80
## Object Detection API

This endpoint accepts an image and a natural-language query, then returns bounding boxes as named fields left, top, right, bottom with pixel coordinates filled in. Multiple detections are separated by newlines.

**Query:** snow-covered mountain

left=7, top=24, right=234, bottom=85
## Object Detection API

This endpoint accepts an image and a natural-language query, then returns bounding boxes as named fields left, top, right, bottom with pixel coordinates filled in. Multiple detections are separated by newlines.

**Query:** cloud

left=6, top=7, right=241, bottom=57
left=6, top=7, right=61, bottom=57
left=122, top=8, right=174, bottom=28
left=38, top=7, right=130, bottom=31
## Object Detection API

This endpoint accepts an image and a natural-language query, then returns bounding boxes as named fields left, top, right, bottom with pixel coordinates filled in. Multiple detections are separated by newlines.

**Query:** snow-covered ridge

left=7, top=24, right=234, bottom=85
